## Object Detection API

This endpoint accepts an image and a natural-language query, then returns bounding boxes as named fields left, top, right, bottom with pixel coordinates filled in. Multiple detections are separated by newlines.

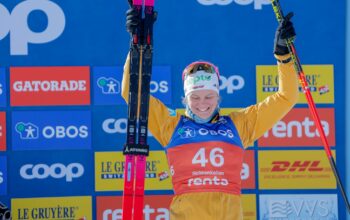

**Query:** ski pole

left=270, top=0, right=350, bottom=213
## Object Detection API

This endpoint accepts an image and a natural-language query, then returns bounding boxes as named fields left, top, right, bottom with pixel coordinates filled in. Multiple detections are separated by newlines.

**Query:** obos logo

left=177, top=126, right=234, bottom=139
left=0, top=0, right=65, bottom=55
left=259, top=108, right=335, bottom=147
left=10, top=66, right=90, bottom=106
left=93, top=66, right=172, bottom=105
left=20, top=162, right=84, bottom=182
left=0, top=112, right=6, bottom=151
left=197, top=0, right=270, bottom=10
left=260, top=194, right=338, bottom=219
left=12, top=196, right=91, bottom=220
left=0, top=156, right=7, bottom=195
left=12, top=111, right=91, bottom=150
left=96, top=195, right=171, bottom=220
left=0, top=68, right=7, bottom=107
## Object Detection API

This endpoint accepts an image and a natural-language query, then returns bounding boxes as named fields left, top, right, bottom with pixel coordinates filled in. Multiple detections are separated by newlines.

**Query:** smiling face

left=186, top=89, right=219, bottom=119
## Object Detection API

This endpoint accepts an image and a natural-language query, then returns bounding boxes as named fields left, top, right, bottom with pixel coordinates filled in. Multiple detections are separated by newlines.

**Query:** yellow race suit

left=122, top=54, right=299, bottom=220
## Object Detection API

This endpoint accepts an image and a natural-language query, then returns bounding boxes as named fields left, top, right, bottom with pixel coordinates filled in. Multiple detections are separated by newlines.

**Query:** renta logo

left=10, top=66, right=90, bottom=106
left=96, top=195, right=171, bottom=220
left=259, top=108, right=335, bottom=147
left=0, top=0, right=65, bottom=55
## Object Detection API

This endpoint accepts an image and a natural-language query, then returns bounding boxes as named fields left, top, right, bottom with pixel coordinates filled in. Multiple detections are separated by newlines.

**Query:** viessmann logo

left=12, top=111, right=91, bottom=150
left=260, top=194, right=338, bottom=219
left=10, top=66, right=90, bottom=106
left=259, top=108, right=335, bottom=147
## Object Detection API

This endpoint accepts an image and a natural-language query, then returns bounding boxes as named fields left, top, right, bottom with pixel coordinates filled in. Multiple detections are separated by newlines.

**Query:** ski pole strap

left=123, top=144, right=150, bottom=156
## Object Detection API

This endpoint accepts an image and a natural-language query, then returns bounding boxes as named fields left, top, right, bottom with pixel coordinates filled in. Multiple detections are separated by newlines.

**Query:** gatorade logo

left=0, top=0, right=65, bottom=55
left=197, top=0, right=270, bottom=10
left=10, top=66, right=90, bottom=106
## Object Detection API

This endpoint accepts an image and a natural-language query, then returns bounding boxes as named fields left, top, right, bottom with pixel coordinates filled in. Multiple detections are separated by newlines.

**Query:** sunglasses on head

left=182, top=61, right=220, bottom=81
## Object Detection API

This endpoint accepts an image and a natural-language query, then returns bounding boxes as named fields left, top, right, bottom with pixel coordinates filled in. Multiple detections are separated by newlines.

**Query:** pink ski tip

left=133, top=0, right=143, bottom=5
left=145, top=0, right=155, bottom=6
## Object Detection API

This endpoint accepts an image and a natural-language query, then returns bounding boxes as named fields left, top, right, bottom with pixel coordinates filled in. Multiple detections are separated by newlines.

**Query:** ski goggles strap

left=182, top=61, right=220, bottom=81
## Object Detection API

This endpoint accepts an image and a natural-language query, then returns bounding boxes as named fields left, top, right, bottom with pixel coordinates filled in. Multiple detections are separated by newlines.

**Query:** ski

left=122, top=0, right=154, bottom=219
left=271, top=0, right=350, bottom=213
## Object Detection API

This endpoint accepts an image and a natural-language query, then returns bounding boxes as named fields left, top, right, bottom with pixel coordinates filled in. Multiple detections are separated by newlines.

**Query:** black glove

left=126, top=7, right=141, bottom=34
left=126, top=7, right=157, bottom=35
left=274, top=12, right=296, bottom=55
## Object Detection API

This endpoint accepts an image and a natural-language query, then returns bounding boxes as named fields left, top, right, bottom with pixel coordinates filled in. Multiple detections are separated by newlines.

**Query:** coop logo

left=0, top=0, right=65, bottom=55
left=12, top=111, right=91, bottom=150
left=97, top=77, right=120, bottom=94
left=96, top=195, right=171, bottom=220
left=0, top=156, right=7, bottom=195
left=219, top=75, right=245, bottom=94
left=0, top=112, right=6, bottom=151
left=260, top=194, right=338, bottom=219
left=197, top=0, right=270, bottom=9
left=102, top=118, right=153, bottom=137
left=12, top=196, right=92, bottom=220
left=259, top=108, right=335, bottom=147
left=10, top=66, right=90, bottom=106
left=20, top=163, right=84, bottom=182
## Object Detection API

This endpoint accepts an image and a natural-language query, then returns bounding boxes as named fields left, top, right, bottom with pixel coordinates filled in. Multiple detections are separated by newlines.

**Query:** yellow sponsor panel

left=11, top=196, right=91, bottom=220
left=258, top=150, right=336, bottom=189
left=256, top=65, right=334, bottom=104
left=95, top=151, right=173, bottom=191
left=242, top=194, right=257, bottom=220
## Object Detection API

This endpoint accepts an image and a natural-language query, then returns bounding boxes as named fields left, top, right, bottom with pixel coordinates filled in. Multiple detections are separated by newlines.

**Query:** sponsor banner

left=0, top=156, right=7, bottom=195
left=258, top=150, right=336, bottom=189
left=242, top=150, right=255, bottom=189
left=10, top=66, right=90, bottom=106
left=12, top=196, right=92, bottom=220
left=258, top=108, right=335, bottom=147
left=96, top=195, right=172, bottom=220
left=259, top=194, right=338, bottom=219
left=0, top=68, right=6, bottom=107
left=93, top=107, right=162, bottom=150
left=95, top=151, right=172, bottom=191
left=12, top=111, right=91, bottom=150
left=197, top=0, right=271, bottom=9
left=9, top=151, right=92, bottom=196
left=256, top=65, right=334, bottom=104
left=0, top=112, right=6, bottom=151
left=242, top=194, right=257, bottom=220
left=93, top=66, right=172, bottom=105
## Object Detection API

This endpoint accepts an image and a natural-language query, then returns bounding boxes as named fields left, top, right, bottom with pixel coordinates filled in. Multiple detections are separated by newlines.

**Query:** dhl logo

left=271, top=160, right=324, bottom=172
